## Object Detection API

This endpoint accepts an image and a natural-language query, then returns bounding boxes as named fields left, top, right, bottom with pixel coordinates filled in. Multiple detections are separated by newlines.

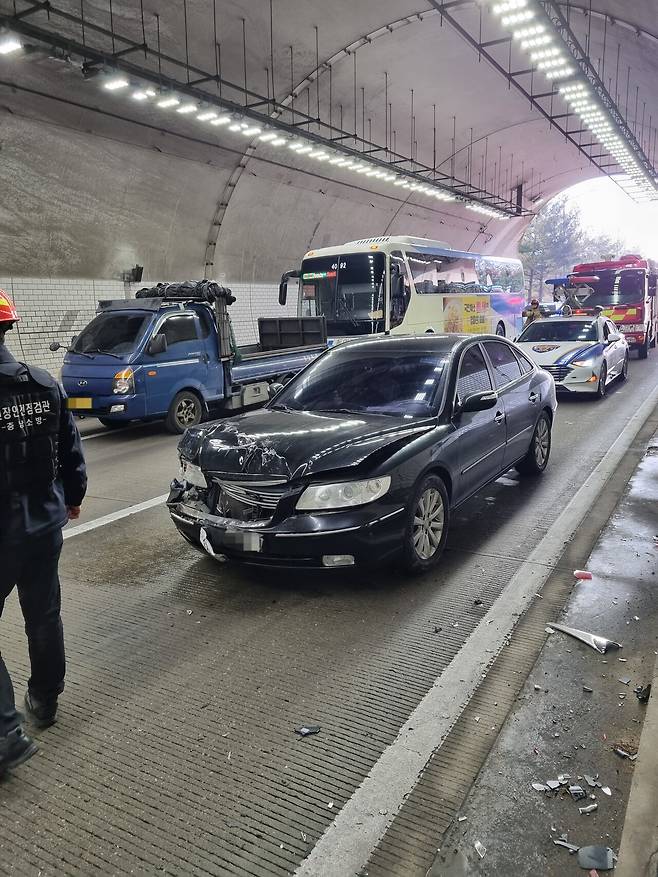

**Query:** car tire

left=596, top=362, right=608, bottom=398
left=638, top=334, right=649, bottom=359
left=401, top=474, right=450, bottom=574
left=516, top=412, right=552, bottom=476
left=166, top=391, right=203, bottom=434
left=495, top=321, right=506, bottom=337
left=620, top=354, right=629, bottom=381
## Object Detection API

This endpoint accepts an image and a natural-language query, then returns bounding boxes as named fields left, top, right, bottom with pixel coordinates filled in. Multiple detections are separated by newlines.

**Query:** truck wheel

left=638, top=334, right=649, bottom=359
left=166, top=391, right=203, bottom=434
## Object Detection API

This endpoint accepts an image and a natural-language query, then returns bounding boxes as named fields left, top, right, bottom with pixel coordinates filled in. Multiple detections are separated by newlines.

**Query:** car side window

left=457, top=345, right=493, bottom=399
left=514, top=349, right=534, bottom=374
left=197, top=310, right=213, bottom=339
left=483, top=341, right=522, bottom=387
left=161, top=314, right=198, bottom=347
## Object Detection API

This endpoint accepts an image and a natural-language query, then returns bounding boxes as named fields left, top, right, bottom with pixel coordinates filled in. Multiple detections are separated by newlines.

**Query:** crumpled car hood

left=183, top=409, right=436, bottom=481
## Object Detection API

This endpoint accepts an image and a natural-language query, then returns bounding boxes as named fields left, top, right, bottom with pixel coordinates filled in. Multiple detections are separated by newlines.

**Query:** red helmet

left=0, top=289, right=19, bottom=323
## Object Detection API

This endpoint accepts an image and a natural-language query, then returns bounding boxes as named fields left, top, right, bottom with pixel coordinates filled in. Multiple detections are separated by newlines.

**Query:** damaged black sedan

left=168, top=334, right=556, bottom=572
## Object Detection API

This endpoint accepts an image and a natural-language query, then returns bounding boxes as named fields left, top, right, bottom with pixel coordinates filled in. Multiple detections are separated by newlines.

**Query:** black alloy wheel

left=516, top=412, right=552, bottom=476
left=401, top=474, right=450, bottom=574
left=166, top=391, right=203, bottom=434
left=596, top=362, right=608, bottom=399
left=620, top=354, right=629, bottom=381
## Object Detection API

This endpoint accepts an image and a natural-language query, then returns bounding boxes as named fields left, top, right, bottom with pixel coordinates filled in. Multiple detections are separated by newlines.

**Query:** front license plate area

left=67, top=397, right=93, bottom=410
left=200, top=527, right=263, bottom=555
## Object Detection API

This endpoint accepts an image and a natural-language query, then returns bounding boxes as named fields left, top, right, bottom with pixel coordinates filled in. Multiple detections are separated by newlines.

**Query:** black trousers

left=0, top=529, right=65, bottom=736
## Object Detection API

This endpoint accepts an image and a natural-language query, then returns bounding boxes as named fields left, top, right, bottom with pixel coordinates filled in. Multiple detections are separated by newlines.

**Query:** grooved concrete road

left=1, top=358, right=657, bottom=876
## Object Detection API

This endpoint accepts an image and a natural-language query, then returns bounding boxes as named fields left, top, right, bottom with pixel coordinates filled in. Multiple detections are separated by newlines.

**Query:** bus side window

left=390, top=251, right=410, bottom=327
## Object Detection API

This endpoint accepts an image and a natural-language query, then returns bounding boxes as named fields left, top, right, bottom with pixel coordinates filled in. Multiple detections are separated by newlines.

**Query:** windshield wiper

left=84, top=348, right=123, bottom=359
left=270, top=403, right=292, bottom=411
left=312, top=408, right=362, bottom=415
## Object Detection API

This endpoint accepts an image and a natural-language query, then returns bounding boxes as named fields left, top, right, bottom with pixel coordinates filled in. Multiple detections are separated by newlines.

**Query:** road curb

left=615, top=433, right=658, bottom=877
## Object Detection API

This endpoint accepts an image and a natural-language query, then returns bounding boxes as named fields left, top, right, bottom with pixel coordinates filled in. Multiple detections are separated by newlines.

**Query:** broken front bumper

left=167, top=485, right=405, bottom=569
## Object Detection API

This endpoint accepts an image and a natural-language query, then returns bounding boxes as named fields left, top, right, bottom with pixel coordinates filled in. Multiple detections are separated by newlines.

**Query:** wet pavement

left=431, top=434, right=658, bottom=877
left=1, top=358, right=658, bottom=875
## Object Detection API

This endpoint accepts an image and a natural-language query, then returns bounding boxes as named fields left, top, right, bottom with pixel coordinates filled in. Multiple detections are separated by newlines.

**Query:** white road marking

left=294, top=383, right=658, bottom=877
left=63, top=494, right=170, bottom=539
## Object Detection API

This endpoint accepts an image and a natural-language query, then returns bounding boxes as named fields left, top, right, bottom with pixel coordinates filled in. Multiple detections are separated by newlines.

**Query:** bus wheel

left=495, top=322, right=506, bottom=337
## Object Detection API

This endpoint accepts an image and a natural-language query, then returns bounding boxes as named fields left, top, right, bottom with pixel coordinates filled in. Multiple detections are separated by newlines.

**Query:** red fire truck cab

left=568, top=255, right=658, bottom=358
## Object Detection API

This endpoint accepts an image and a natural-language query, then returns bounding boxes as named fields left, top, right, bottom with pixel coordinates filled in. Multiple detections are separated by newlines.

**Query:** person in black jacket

left=0, top=292, right=87, bottom=778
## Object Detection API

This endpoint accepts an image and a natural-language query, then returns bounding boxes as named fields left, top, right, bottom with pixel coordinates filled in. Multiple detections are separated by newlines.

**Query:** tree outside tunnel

left=518, top=193, right=627, bottom=301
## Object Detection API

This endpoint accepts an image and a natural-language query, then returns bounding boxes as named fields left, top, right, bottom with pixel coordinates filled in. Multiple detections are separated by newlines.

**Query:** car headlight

left=112, top=367, right=135, bottom=395
left=571, top=358, right=596, bottom=368
left=179, top=459, right=207, bottom=488
left=623, top=323, right=645, bottom=333
left=296, top=476, right=391, bottom=511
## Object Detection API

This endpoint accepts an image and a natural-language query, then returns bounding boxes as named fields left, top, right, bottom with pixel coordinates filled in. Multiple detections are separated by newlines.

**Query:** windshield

left=300, top=253, right=386, bottom=335
left=273, top=344, right=448, bottom=418
left=519, top=320, right=598, bottom=342
left=570, top=269, right=645, bottom=306
left=72, top=312, right=150, bottom=356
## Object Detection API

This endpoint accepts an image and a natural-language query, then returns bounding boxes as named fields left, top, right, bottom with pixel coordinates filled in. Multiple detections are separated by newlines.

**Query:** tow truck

left=558, top=255, right=658, bottom=359
left=56, top=280, right=327, bottom=433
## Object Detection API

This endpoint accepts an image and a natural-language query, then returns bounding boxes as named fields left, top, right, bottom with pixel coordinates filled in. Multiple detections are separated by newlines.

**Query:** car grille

left=542, top=365, right=570, bottom=383
left=212, top=480, right=289, bottom=522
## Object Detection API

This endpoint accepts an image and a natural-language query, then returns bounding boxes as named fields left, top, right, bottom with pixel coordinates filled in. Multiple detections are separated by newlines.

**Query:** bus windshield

left=570, top=269, right=645, bottom=306
left=300, top=252, right=386, bottom=335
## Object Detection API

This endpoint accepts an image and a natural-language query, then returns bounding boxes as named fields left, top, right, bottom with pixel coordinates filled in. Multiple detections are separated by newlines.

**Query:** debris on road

left=634, top=683, right=652, bottom=703
left=569, top=785, right=587, bottom=801
left=579, top=803, right=598, bottom=815
left=577, top=845, right=614, bottom=870
left=613, top=745, right=638, bottom=761
left=457, top=815, right=468, bottom=822
left=546, top=780, right=560, bottom=790
left=327, top=801, right=334, bottom=809
left=532, top=782, right=548, bottom=792
left=582, top=685, right=594, bottom=693
left=618, top=676, right=631, bottom=686
left=295, top=725, right=321, bottom=737
left=474, top=841, right=486, bottom=859
left=553, top=837, right=580, bottom=853
left=601, top=786, right=611, bottom=796
left=545, top=623, right=622, bottom=654
left=573, top=570, right=593, bottom=580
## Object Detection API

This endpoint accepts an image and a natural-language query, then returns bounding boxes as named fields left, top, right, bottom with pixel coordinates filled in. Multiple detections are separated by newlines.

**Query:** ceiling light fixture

left=104, top=75, right=130, bottom=91
left=0, top=36, right=23, bottom=54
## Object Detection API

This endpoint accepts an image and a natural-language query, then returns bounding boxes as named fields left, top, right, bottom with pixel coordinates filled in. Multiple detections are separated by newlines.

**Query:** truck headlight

left=296, top=476, right=391, bottom=511
left=112, top=368, right=135, bottom=395
left=179, top=459, right=207, bottom=488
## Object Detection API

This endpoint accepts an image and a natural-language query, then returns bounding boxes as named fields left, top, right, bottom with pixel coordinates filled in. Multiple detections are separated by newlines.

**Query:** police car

left=515, top=312, right=629, bottom=397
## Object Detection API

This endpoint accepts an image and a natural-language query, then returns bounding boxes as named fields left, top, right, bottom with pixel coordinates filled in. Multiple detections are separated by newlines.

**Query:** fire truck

left=567, top=255, right=658, bottom=359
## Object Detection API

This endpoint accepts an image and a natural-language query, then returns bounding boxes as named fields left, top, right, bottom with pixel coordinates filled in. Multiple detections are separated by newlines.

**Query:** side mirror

left=268, top=382, right=284, bottom=399
left=461, top=390, right=498, bottom=413
left=148, top=333, right=167, bottom=356
left=278, top=279, right=287, bottom=306
left=607, top=332, right=622, bottom=343
left=49, top=341, right=62, bottom=352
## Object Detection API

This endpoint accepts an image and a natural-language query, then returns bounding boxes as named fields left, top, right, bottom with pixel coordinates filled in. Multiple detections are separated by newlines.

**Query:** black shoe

left=0, top=726, right=38, bottom=775
left=24, top=691, right=58, bottom=729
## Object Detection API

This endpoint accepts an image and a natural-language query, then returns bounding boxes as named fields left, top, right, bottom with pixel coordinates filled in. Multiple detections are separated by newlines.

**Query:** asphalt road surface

left=2, top=355, right=657, bottom=877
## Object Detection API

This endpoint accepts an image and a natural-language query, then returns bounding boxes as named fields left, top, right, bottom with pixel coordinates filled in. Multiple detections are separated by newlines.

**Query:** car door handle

left=494, top=410, right=505, bottom=424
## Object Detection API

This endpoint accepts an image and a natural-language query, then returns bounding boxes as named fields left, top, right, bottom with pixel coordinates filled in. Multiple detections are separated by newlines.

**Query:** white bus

left=279, top=235, right=525, bottom=341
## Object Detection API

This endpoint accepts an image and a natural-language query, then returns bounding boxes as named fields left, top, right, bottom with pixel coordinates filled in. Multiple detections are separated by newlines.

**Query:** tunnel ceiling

left=0, top=0, right=656, bottom=281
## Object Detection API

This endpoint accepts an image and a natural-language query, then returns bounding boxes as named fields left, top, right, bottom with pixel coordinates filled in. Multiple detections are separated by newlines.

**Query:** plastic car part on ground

left=545, top=622, right=622, bottom=654
left=577, top=845, right=615, bottom=870
left=573, top=569, right=593, bottom=580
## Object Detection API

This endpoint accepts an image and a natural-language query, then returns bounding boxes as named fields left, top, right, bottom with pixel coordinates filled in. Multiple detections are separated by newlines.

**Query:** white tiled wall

left=0, top=277, right=297, bottom=374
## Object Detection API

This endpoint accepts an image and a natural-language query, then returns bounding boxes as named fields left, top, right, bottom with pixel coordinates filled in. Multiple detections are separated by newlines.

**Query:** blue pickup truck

left=58, top=281, right=326, bottom=433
